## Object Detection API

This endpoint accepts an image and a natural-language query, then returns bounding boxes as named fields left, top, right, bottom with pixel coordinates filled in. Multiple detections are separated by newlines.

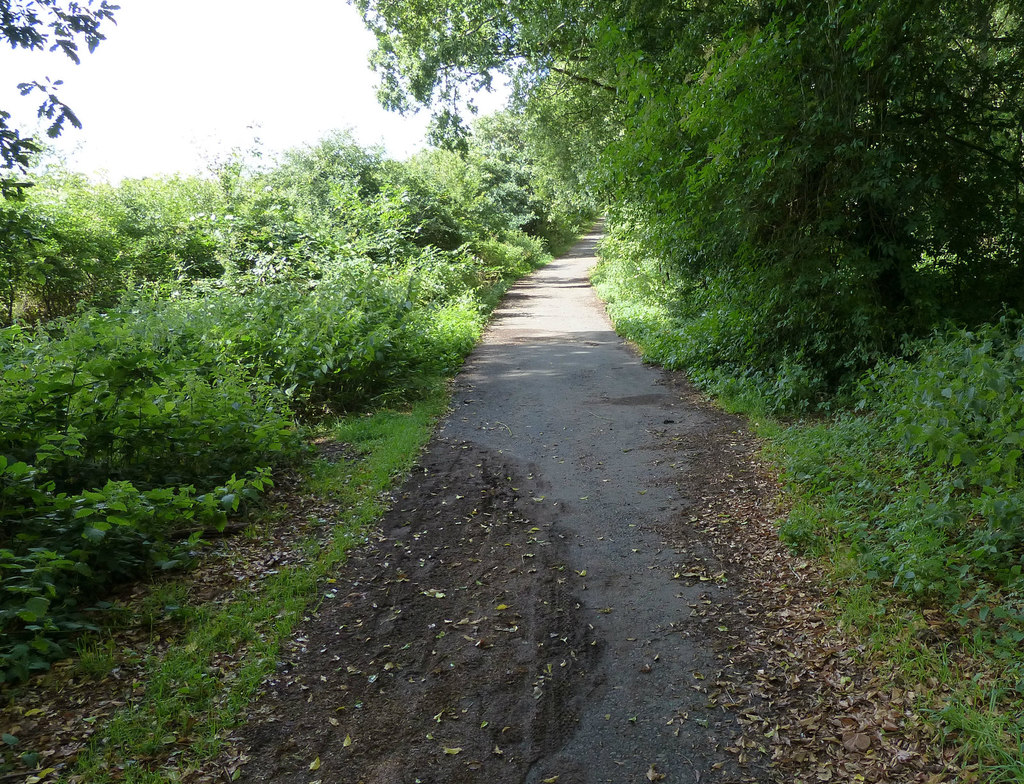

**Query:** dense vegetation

left=357, top=0, right=1024, bottom=775
left=3, top=0, right=1024, bottom=775
left=0, top=122, right=596, bottom=682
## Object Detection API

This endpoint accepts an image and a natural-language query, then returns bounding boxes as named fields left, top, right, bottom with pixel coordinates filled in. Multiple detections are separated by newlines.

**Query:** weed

left=73, top=637, right=118, bottom=680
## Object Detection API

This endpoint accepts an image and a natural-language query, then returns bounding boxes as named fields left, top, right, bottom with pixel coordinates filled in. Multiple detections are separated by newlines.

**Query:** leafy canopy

left=358, top=0, right=1024, bottom=401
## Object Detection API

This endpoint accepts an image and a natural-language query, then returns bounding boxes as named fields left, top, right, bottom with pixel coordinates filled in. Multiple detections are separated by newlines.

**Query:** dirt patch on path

left=235, top=229, right=950, bottom=783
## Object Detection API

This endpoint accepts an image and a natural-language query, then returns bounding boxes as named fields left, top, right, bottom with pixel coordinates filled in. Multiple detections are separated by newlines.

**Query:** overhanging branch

left=550, top=66, right=616, bottom=94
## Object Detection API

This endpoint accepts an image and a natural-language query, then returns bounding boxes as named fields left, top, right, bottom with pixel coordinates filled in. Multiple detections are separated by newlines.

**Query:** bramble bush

left=0, top=310, right=291, bottom=680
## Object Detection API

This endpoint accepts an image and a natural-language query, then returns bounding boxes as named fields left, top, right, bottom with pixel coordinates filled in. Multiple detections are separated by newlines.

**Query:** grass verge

left=60, top=386, right=450, bottom=784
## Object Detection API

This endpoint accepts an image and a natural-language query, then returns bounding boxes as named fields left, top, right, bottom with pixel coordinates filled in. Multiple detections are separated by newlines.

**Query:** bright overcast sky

left=0, top=0, right=507, bottom=181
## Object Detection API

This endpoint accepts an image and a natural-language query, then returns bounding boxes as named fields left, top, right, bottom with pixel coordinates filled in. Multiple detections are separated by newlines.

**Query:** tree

left=1, top=0, right=118, bottom=196
left=358, top=0, right=1024, bottom=399
left=353, top=0, right=617, bottom=148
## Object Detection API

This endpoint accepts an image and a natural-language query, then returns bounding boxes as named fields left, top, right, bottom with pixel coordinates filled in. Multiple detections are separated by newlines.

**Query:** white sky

left=0, top=0, right=507, bottom=181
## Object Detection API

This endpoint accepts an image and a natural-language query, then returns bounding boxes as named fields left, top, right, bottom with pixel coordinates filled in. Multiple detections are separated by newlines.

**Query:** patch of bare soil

left=237, top=442, right=596, bottom=783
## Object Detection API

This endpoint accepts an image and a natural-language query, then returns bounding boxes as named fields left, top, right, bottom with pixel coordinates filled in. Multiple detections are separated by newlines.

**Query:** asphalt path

left=240, top=225, right=765, bottom=784
left=439, top=225, right=758, bottom=783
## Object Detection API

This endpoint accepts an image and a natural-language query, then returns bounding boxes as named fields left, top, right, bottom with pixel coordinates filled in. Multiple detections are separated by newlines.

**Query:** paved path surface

left=240, top=227, right=767, bottom=784
left=440, top=226, right=754, bottom=782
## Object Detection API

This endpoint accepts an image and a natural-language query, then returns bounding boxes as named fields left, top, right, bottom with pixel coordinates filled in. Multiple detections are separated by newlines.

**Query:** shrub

left=774, top=317, right=1024, bottom=609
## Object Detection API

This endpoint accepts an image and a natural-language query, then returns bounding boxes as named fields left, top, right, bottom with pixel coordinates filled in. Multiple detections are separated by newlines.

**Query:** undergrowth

left=0, top=230, right=552, bottom=682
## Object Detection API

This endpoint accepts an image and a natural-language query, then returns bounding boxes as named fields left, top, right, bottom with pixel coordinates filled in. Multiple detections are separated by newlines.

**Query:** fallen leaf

left=343, top=734, right=352, bottom=747
left=309, top=757, right=321, bottom=771
left=443, top=747, right=463, bottom=755
left=647, top=764, right=666, bottom=781
left=841, top=731, right=871, bottom=752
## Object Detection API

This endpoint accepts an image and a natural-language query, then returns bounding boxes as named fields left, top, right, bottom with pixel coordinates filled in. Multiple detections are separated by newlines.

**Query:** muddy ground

left=235, top=228, right=949, bottom=784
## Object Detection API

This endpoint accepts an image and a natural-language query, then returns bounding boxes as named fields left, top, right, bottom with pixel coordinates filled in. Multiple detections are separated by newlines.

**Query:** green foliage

left=0, top=122, right=583, bottom=682
left=0, top=462, right=274, bottom=682
left=769, top=318, right=1024, bottom=616
left=0, top=172, right=226, bottom=323
left=0, top=174, right=118, bottom=322
left=763, top=320, right=1024, bottom=776
left=593, top=219, right=841, bottom=415
left=0, top=305, right=291, bottom=680
left=0, top=314, right=294, bottom=491
left=109, top=176, right=225, bottom=281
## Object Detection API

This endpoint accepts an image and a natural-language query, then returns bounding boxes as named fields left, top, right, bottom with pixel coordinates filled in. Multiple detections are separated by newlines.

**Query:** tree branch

left=549, top=66, right=616, bottom=94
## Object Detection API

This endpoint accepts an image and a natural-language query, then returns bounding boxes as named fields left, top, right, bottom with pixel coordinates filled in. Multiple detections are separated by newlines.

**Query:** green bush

left=594, top=216, right=887, bottom=415
left=0, top=305, right=297, bottom=680
left=473, top=230, right=548, bottom=279
left=0, top=314, right=295, bottom=492
left=0, top=173, right=229, bottom=325
left=775, top=318, right=1024, bottom=610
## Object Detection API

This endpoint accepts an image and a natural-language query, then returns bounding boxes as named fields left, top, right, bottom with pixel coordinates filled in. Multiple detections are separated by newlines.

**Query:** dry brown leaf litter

left=662, top=392, right=958, bottom=783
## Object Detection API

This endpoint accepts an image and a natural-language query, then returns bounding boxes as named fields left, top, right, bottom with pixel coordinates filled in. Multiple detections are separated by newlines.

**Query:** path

left=239, top=227, right=771, bottom=783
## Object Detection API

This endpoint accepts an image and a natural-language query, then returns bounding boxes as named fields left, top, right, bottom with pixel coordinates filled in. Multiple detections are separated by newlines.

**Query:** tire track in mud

left=238, top=227, right=772, bottom=784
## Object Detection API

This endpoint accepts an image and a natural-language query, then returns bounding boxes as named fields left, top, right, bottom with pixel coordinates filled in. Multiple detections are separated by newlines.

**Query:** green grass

left=72, top=638, right=119, bottom=681
left=62, top=385, right=450, bottom=783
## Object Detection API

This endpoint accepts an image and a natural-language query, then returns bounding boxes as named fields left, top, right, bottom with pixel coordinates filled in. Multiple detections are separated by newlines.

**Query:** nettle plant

left=865, top=319, right=1024, bottom=589
left=0, top=311, right=291, bottom=681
